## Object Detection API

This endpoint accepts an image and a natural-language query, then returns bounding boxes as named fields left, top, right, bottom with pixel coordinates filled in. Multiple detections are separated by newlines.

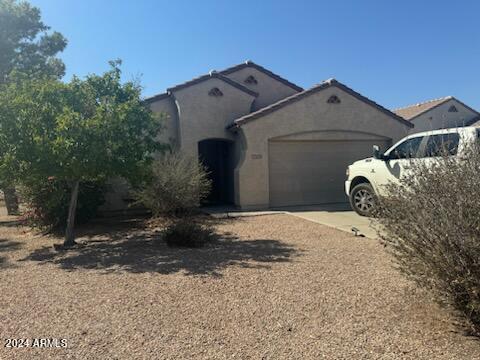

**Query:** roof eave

left=232, top=79, right=413, bottom=128
left=166, top=72, right=258, bottom=98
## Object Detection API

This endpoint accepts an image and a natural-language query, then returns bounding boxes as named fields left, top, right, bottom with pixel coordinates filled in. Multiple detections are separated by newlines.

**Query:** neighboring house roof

left=393, top=96, right=453, bottom=120
left=393, top=96, right=480, bottom=121
left=219, top=60, right=303, bottom=92
left=144, top=71, right=258, bottom=104
left=229, top=78, right=413, bottom=128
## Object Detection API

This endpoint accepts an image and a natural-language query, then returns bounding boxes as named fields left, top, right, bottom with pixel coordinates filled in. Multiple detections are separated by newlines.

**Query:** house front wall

left=409, top=99, right=478, bottom=133
left=149, top=95, right=180, bottom=149
left=223, top=67, right=300, bottom=111
left=171, top=78, right=255, bottom=156
left=233, top=86, right=411, bottom=209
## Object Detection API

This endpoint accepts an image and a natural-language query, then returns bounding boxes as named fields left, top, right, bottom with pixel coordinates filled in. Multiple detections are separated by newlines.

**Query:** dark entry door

left=198, top=139, right=234, bottom=205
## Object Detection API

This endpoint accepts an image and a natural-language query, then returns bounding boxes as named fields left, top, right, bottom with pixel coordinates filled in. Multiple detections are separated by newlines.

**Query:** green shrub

left=134, top=151, right=211, bottom=216
left=374, top=145, right=480, bottom=334
left=163, top=219, right=216, bottom=248
left=20, top=179, right=105, bottom=230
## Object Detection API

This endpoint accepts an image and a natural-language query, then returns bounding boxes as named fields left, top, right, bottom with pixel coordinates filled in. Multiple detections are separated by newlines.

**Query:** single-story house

left=101, top=61, right=479, bottom=211
left=393, top=96, right=480, bottom=133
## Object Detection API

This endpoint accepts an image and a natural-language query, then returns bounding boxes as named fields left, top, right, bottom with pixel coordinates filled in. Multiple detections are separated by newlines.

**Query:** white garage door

left=268, top=140, right=389, bottom=207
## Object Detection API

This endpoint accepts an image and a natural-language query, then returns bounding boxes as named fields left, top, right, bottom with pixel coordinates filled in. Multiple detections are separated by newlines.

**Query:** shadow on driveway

left=0, top=238, right=21, bottom=269
left=21, top=217, right=298, bottom=277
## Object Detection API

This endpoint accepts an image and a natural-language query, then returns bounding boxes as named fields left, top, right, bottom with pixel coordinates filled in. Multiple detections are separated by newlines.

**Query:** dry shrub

left=163, top=218, right=217, bottom=248
left=375, top=144, right=480, bottom=334
left=134, top=151, right=211, bottom=216
left=135, top=152, right=215, bottom=248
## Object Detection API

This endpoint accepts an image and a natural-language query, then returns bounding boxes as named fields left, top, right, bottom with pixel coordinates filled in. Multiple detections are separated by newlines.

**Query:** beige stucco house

left=393, top=96, right=480, bottom=133
left=102, top=61, right=479, bottom=211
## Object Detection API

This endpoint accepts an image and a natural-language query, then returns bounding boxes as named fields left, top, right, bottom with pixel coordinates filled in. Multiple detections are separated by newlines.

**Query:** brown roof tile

left=166, top=71, right=258, bottom=97
left=393, top=96, right=453, bottom=120
left=144, top=60, right=301, bottom=104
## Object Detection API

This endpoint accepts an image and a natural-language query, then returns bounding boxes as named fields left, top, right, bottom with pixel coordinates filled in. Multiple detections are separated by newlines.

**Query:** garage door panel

left=268, top=140, right=388, bottom=207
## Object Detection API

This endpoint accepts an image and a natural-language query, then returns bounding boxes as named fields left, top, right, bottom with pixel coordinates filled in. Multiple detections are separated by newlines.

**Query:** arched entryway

left=198, top=139, right=234, bottom=205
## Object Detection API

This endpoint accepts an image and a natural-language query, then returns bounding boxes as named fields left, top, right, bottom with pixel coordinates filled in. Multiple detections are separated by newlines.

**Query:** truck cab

left=345, top=127, right=479, bottom=216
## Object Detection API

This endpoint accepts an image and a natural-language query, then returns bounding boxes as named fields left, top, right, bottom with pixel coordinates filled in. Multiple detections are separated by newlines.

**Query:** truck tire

left=349, top=183, right=376, bottom=217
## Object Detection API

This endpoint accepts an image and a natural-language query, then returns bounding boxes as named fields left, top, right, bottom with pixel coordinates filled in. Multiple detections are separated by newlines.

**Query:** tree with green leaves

left=0, top=0, right=67, bottom=82
left=0, top=0, right=67, bottom=213
left=0, top=62, right=164, bottom=246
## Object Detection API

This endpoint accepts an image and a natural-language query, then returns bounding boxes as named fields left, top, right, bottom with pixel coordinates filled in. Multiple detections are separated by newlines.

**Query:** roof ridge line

left=163, top=71, right=258, bottom=97
left=144, top=60, right=302, bottom=102
left=393, top=96, right=453, bottom=111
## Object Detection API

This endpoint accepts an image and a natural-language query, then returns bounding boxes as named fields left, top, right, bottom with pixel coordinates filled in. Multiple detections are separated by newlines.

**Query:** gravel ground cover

left=0, top=209, right=479, bottom=359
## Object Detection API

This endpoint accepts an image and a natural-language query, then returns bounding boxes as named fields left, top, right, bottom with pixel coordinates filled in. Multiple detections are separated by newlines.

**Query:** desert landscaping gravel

left=0, top=211, right=479, bottom=359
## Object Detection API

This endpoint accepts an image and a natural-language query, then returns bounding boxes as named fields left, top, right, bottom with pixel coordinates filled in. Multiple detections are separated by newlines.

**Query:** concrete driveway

left=205, top=203, right=378, bottom=239
left=276, top=203, right=378, bottom=239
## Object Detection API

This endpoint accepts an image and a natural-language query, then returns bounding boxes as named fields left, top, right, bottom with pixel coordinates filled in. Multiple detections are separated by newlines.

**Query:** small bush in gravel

left=134, top=151, right=211, bottom=217
left=374, top=143, right=480, bottom=334
left=163, top=219, right=216, bottom=248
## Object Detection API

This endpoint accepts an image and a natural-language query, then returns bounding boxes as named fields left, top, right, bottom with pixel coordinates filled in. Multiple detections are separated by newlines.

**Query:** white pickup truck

left=345, top=127, right=479, bottom=216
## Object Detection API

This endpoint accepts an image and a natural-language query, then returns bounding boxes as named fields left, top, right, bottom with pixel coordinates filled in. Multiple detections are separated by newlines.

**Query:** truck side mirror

left=372, top=145, right=384, bottom=160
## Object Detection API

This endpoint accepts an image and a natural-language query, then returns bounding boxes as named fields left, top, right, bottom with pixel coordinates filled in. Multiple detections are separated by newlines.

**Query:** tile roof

left=144, top=92, right=170, bottom=104
left=166, top=71, right=258, bottom=97
left=144, top=71, right=258, bottom=104
left=393, top=96, right=453, bottom=120
left=219, top=60, right=303, bottom=92
left=144, top=60, right=301, bottom=104
left=229, top=79, right=413, bottom=128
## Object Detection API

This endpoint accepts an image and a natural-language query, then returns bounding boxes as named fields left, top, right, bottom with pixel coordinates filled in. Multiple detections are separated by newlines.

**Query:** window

left=388, top=136, right=424, bottom=159
left=448, top=105, right=458, bottom=113
left=424, top=133, right=460, bottom=157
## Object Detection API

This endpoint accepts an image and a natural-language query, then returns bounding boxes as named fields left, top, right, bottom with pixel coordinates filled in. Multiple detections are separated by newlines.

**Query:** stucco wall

left=223, top=67, right=299, bottom=111
left=172, top=77, right=255, bottom=156
left=233, top=85, right=411, bottom=209
left=409, top=99, right=478, bottom=133
left=149, top=95, right=179, bottom=149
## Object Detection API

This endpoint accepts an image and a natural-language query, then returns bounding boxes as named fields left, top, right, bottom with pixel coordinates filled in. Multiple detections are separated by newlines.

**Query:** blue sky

left=30, top=0, right=480, bottom=110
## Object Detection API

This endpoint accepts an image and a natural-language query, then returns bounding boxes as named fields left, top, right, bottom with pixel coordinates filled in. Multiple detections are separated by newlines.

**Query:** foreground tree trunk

left=64, top=180, right=80, bottom=246
left=3, top=186, right=19, bottom=215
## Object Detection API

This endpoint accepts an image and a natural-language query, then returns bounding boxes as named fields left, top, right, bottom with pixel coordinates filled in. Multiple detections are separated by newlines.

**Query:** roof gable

left=230, top=79, right=413, bottom=128
left=166, top=71, right=258, bottom=97
left=144, top=71, right=258, bottom=104
left=393, top=97, right=453, bottom=120
left=393, top=96, right=480, bottom=121
left=219, top=60, right=303, bottom=92
left=144, top=60, right=301, bottom=104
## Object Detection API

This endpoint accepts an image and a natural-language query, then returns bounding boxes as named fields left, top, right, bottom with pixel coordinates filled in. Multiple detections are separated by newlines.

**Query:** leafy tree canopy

left=0, top=61, right=163, bottom=187
left=0, top=0, right=67, bottom=83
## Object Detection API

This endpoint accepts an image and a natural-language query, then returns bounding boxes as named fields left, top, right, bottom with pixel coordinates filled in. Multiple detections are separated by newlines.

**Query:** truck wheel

left=350, top=183, right=376, bottom=217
